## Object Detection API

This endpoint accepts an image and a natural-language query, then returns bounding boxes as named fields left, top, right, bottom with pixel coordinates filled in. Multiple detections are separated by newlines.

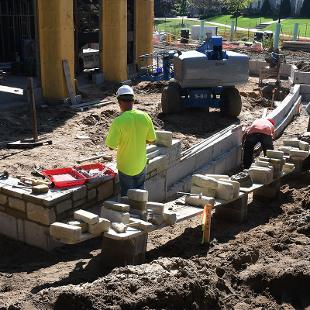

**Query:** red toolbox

left=75, top=163, right=117, bottom=181
left=42, top=168, right=87, bottom=188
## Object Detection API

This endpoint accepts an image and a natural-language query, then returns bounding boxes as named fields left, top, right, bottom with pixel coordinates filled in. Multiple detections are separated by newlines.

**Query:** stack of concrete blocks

left=166, top=125, right=243, bottom=200
left=121, top=189, right=177, bottom=226
left=50, top=209, right=110, bottom=243
left=146, top=130, right=182, bottom=201
left=291, top=65, right=310, bottom=86
left=0, top=176, right=115, bottom=250
left=127, top=189, right=148, bottom=220
left=249, top=60, right=292, bottom=78
left=281, top=138, right=310, bottom=172
left=101, top=201, right=130, bottom=225
left=267, top=85, right=301, bottom=139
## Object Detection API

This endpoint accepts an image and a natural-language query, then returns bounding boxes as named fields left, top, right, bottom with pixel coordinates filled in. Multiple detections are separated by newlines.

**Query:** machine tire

left=220, top=87, right=242, bottom=117
left=161, top=80, right=181, bottom=114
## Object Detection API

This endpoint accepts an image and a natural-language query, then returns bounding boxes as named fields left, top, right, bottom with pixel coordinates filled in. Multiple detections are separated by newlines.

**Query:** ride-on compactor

left=161, top=36, right=249, bottom=117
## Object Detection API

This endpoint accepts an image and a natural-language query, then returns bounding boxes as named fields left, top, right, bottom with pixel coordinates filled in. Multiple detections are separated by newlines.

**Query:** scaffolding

left=0, top=0, right=35, bottom=65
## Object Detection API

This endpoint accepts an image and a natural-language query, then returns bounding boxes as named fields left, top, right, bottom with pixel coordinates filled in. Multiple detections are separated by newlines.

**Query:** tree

left=260, top=0, right=273, bottom=17
left=178, top=0, right=188, bottom=15
left=300, top=0, right=310, bottom=17
left=224, top=0, right=252, bottom=29
left=279, top=0, right=291, bottom=18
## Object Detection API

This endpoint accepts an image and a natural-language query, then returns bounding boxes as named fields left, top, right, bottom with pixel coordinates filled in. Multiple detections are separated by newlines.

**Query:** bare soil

left=0, top=77, right=269, bottom=177
left=0, top=99, right=309, bottom=309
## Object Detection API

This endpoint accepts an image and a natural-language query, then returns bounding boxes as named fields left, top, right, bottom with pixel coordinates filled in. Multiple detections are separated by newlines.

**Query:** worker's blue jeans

left=118, top=168, right=146, bottom=197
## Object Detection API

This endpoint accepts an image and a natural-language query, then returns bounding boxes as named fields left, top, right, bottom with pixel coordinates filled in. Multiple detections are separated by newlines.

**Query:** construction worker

left=105, top=85, right=156, bottom=196
left=243, top=118, right=276, bottom=169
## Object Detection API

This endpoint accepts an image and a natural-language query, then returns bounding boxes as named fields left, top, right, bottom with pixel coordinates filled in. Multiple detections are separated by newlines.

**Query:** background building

left=0, top=0, right=154, bottom=102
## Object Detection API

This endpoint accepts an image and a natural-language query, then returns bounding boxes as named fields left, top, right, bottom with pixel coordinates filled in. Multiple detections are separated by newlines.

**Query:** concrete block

left=155, top=130, right=173, bottom=147
left=216, top=181, right=234, bottom=201
left=147, top=144, right=159, bottom=153
left=50, top=222, right=82, bottom=243
left=283, top=139, right=300, bottom=147
left=74, top=209, right=99, bottom=224
left=0, top=193, right=7, bottom=205
left=127, top=189, right=148, bottom=202
left=56, top=199, right=72, bottom=214
left=289, top=149, right=309, bottom=160
left=72, top=186, right=87, bottom=201
left=6, top=207, right=26, bottom=219
left=101, top=207, right=130, bottom=224
left=67, top=220, right=88, bottom=233
left=299, top=141, right=309, bottom=151
left=150, top=214, right=164, bottom=225
left=163, top=211, right=177, bottom=225
left=17, top=218, right=25, bottom=242
left=163, top=139, right=182, bottom=164
left=8, top=197, right=26, bottom=212
left=191, top=185, right=216, bottom=197
left=253, top=180, right=281, bottom=201
left=279, top=146, right=297, bottom=154
left=101, top=232, right=148, bottom=267
left=145, top=172, right=167, bottom=202
left=147, top=150, right=161, bottom=161
left=88, top=218, right=111, bottom=235
left=283, top=163, right=295, bottom=173
left=205, top=174, right=229, bottom=180
left=288, top=158, right=303, bottom=173
left=87, top=189, right=97, bottom=201
left=73, top=199, right=87, bottom=209
left=219, top=179, right=240, bottom=199
left=27, top=202, right=56, bottom=225
left=215, top=194, right=248, bottom=223
left=1, top=186, right=26, bottom=199
left=129, top=199, right=147, bottom=211
left=146, top=202, right=165, bottom=214
left=266, top=150, right=284, bottom=160
left=185, top=195, right=215, bottom=207
left=0, top=211, right=17, bottom=239
left=255, top=160, right=270, bottom=167
left=249, top=167, right=274, bottom=184
left=147, top=155, right=168, bottom=173
left=192, top=174, right=218, bottom=189
left=130, top=208, right=147, bottom=220
left=104, top=201, right=130, bottom=212
left=120, top=196, right=129, bottom=204
left=98, top=180, right=114, bottom=201
left=25, top=220, right=60, bottom=250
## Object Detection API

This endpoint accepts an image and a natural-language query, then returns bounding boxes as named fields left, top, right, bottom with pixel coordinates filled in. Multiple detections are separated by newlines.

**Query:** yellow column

left=135, top=0, right=154, bottom=63
left=37, top=0, right=75, bottom=101
left=101, top=0, right=128, bottom=82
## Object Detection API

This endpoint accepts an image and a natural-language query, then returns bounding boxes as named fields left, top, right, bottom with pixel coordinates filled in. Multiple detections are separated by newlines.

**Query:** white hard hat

left=116, top=85, right=134, bottom=98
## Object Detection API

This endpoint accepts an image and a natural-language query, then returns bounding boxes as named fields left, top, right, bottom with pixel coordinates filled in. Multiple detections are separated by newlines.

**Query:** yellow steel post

left=37, top=0, right=75, bottom=101
left=135, top=0, right=154, bottom=64
left=101, top=0, right=128, bottom=82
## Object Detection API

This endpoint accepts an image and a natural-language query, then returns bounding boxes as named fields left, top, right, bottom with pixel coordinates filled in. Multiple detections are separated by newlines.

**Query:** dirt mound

left=134, top=81, right=168, bottom=94
left=5, top=174, right=309, bottom=310
left=296, top=61, right=310, bottom=72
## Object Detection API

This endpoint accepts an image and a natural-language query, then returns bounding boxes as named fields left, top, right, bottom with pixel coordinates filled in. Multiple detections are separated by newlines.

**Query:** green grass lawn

left=265, top=18, right=310, bottom=37
left=206, top=14, right=273, bottom=29
left=155, top=17, right=256, bottom=40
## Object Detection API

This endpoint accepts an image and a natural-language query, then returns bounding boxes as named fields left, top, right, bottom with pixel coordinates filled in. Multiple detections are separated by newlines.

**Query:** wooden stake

left=27, top=77, right=38, bottom=142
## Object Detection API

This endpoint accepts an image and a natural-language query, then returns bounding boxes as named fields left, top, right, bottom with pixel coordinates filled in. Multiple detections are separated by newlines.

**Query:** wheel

left=220, top=87, right=242, bottom=117
left=161, top=79, right=181, bottom=114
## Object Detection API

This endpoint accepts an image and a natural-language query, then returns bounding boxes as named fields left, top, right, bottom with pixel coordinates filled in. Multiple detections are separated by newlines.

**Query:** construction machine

left=161, top=36, right=249, bottom=117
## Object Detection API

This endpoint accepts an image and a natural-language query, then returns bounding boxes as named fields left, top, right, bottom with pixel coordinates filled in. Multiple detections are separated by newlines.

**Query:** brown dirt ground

left=0, top=83, right=309, bottom=309
left=0, top=77, right=277, bottom=177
